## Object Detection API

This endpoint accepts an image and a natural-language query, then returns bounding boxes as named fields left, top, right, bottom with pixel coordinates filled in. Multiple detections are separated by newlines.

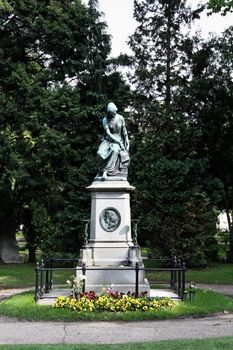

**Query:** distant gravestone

left=0, top=234, right=23, bottom=263
left=0, top=194, right=23, bottom=263
left=217, top=211, right=231, bottom=232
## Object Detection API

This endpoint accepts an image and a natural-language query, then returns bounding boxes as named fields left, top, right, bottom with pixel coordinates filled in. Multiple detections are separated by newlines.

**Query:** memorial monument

left=78, top=102, right=149, bottom=294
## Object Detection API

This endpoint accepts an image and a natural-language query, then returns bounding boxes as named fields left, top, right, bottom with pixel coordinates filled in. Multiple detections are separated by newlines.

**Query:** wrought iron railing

left=35, top=257, right=186, bottom=302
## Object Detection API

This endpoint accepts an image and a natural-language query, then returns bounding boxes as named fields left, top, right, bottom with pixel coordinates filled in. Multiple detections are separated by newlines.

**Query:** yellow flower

left=53, top=293, right=177, bottom=313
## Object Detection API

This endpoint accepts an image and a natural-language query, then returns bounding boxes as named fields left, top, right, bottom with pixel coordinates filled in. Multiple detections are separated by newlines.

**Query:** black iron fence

left=35, top=257, right=186, bottom=302
left=35, top=258, right=79, bottom=301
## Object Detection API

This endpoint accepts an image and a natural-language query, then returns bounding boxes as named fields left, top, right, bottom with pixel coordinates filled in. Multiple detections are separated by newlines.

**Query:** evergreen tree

left=127, top=0, right=221, bottom=264
left=129, top=106, right=222, bottom=265
left=0, top=0, right=131, bottom=260
left=207, top=0, right=233, bottom=14
left=128, top=0, right=194, bottom=108
left=178, top=27, right=233, bottom=260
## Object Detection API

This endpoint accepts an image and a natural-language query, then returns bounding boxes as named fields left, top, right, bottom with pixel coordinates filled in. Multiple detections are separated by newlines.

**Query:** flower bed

left=54, top=291, right=177, bottom=313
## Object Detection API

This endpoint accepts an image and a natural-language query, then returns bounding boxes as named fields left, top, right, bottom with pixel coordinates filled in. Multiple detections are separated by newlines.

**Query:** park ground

left=0, top=262, right=233, bottom=348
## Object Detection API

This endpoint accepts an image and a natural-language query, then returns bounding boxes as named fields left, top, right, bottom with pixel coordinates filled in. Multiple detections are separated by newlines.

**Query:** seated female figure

left=97, top=102, right=129, bottom=180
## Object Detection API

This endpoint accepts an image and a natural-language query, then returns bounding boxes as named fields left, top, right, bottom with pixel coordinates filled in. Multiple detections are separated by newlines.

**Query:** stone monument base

left=78, top=179, right=150, bottom=295
left=76, top=265, right=150, bottom=294
left=79, top=242, right=144, bottom=266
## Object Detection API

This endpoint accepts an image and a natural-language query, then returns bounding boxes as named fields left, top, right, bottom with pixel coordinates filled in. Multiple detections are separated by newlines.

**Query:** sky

left=98, top=0, right=233, bottom=57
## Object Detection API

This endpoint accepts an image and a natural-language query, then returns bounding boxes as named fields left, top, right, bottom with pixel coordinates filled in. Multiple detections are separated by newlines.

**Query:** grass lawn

left=186, top=263, right=233, bottom=284
left=0, top=264, right=74, bottom=289
left=0, top=264, right=35, bottom=288
left=144, top=262, right=233, bottom=285
left=0, top=289, right=233, bottom=321
left=1, top=337, right=233, bottom=350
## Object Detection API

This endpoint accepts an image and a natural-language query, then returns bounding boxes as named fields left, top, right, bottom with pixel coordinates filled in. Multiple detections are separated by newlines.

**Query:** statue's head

left=107, top=102, right=118, bottom=118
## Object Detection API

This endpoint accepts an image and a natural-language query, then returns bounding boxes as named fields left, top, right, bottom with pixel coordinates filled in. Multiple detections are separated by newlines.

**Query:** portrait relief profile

left=99, top=208, right=121, bottom=232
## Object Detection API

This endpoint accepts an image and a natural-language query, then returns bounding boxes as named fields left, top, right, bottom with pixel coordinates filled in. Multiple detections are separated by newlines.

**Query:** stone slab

left=37, top=288, right=179, bottom=305
left=76, top=266, right=147, bottom=285
left=87, top=180, right=135, bottom=192
left=80, top=245, right=142, bottom=266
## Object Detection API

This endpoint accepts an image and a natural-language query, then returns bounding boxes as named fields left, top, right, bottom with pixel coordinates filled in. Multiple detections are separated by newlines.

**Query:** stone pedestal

left=78, top=180, right=150, bottom=294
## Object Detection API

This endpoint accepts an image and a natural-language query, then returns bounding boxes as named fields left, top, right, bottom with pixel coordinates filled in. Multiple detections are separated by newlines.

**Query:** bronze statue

left=97, top=102, right=129, bottom=180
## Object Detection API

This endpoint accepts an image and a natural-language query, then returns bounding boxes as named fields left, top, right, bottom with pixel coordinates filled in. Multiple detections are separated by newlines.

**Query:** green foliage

left=128, top=0, right=197, bottom=106
left=129, top=103, right=222, bottom=264
left=177, top=27, right=233, bottom=260
left=1, top=0, right=232, bottom=265
left=126, top=0, right=232, bottom=263
left=0, top=0, right=132, bottom=258
left=207, top=0, right=233, bottom=14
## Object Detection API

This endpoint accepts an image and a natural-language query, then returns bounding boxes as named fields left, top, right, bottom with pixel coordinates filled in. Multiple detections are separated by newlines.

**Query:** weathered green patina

left=96, top=102, right=130, bottom=180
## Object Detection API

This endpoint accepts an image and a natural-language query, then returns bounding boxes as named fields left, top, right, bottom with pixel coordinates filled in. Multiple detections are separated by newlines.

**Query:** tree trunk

left=0, top=211, right=23, bottom=263
left=28, top=245, right=37, bottom=264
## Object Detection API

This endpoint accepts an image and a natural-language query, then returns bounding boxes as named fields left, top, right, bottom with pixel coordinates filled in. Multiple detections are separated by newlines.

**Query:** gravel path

left=198, top=284, right=233, bottom=297
left=0, top=288, right=33, bottom=302
left=0, top=314, right=233, bottom=344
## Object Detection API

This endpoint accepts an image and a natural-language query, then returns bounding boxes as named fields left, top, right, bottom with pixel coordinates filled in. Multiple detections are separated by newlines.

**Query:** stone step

left=37, top=288, right=179, bottom=305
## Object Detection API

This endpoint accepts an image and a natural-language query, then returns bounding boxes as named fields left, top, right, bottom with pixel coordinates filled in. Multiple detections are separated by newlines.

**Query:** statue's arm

left=103, top=118, right=125, bottom=150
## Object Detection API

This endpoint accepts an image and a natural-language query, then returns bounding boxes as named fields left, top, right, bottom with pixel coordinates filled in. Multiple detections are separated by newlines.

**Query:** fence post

left=181, top=261, right=186, bottom=301
left=45, top=259, right=49, bottom=293
left=177, top=258, right=181, bottom=298
left=82, top=263, right=86, bottom=293
left=135, top=262, right=139, bottom=297
left=170, top=259, right=173, bottom=288
left=40, top=259, right=44, bottom=297
left=49, top=259, right=53, bottom=289
left=34, top=262, right=40, bottom=302
left=170, top=256, right=175, bottom=288
left=172, top=256, right=177, bottom=291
